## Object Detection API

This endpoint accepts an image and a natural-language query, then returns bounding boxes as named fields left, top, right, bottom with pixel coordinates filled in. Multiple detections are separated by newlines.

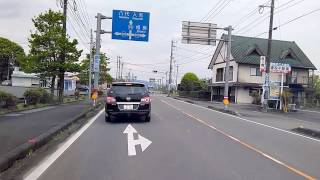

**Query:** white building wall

left=236, top=87, right=253, bottom=104
left=238, top=64, right=289, bottom=83
left=212, top=61, right=238, bottom=83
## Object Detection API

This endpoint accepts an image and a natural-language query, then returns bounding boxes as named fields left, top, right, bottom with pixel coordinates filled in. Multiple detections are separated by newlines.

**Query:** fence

left=178, top=91, right=211, bottom=101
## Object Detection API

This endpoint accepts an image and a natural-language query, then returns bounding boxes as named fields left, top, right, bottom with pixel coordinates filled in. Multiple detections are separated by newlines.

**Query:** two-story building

left=208, top=35, right=316, bottom=104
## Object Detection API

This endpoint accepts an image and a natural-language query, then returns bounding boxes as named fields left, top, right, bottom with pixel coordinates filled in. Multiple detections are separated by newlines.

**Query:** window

left=216, top=68, right=224, bottom=82
left=227, top=66, right=233, bottom=81
left=292, top=70, right=298, bottom=83
left=250, top=67, right=262, bottom=76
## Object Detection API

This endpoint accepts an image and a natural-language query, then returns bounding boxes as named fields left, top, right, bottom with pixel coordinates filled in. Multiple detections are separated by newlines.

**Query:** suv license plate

left=123, top=104, right=134, bottom=110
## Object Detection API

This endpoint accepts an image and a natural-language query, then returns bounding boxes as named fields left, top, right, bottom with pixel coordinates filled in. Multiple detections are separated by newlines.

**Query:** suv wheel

left=105, top=115, right=112, bottom=122
left=145, top=114, right=151, bottom=122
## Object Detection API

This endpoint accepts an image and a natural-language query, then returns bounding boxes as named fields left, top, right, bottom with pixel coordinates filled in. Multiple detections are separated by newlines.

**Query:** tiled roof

left=219, top=35, right=316, bottom=69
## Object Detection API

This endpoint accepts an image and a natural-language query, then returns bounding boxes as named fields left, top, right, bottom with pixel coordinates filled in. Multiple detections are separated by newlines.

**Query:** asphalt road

left=25, top=96, right=320, bottom=180
left=0, top=101, right=90, bottom=156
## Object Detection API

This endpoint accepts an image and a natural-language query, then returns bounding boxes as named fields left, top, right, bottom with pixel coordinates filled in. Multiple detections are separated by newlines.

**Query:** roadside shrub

left=0, top=91, right=17, bottom=108
left=24, top=88, right=52, bottom=105
left=250, top=92, right=261, bottom=105
left=37, top=88, right=52, bottom=103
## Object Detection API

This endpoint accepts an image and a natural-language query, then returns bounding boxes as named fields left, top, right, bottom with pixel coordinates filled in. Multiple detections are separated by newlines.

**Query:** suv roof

left=112, top=82, right=145, bottom=86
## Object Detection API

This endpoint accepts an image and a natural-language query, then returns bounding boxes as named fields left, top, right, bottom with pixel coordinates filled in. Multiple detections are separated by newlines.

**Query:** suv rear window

left=111, top=84, right=147, bottom=95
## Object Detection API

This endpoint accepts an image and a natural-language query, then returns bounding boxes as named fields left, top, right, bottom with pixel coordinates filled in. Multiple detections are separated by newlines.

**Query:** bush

left=250, top=92, right=261, bottom=105
left=24, top=88, right=52, bottom=105
left=0, top=91, right=17, bottom=108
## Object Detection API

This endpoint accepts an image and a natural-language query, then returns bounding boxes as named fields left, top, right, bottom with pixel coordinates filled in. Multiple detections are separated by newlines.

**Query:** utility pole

left=88, top=29, right=94, bottom=100
left=175, top=65, right=179, bottom=90
left=94, top=13, right=111, bottom=89
left=58, top=0, right=68, bottom=102
left=121, top=61, right=124, bottom=80
left=168, top=40, right=175, bottom=96
left=262, top=0, right=275, bottom=111
left=223, top=25, right=232, bottom=110
left=116, top=56, right=119, bottom=80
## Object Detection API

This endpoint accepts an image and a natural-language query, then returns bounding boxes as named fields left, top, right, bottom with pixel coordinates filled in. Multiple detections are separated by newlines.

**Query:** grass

left=0, top=95, right=86, bottom=115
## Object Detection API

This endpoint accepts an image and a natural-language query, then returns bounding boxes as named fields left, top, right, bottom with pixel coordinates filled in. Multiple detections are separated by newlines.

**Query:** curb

left=0, top=101, right=103, bottom=172
left=172, top=97, right=240, bottom=116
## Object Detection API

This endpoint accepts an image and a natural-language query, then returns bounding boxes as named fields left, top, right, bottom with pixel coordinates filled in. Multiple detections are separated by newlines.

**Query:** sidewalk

left=0, top=101, right=92, bottom=156
left=173, top=97, right=320, bottom=132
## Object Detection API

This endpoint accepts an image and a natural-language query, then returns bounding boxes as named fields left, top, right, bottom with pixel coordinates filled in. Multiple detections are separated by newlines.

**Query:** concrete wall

left=11, top=77, right=39, bottom=87
left=236, top=87, right=253, bottom=104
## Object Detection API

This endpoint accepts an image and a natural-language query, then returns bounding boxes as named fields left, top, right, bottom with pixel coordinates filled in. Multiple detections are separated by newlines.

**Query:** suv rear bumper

left=105, top=103, right=151, bottom=119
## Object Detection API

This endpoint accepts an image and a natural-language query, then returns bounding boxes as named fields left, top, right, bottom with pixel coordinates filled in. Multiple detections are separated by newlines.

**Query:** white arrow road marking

left=123, top=124, right=152, bottom=156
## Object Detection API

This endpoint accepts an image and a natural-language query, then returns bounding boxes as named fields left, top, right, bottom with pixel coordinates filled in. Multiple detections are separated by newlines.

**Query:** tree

left=179, top=72, right=201, bottom=91
left=20, top=10, right=82, bottom=98
left=0, top=37, right=25, bottom=82
left=313, top=75, right=320, bottom=98
left=78, top=53, right=113, bottom=86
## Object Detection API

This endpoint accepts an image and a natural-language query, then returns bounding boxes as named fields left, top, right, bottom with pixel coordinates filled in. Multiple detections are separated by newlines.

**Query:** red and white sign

left=260, top=56, right=266, bottom=72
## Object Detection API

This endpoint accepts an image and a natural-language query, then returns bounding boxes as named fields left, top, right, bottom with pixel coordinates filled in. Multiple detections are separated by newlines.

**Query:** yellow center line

left=161, top=99, right=316, bottom=180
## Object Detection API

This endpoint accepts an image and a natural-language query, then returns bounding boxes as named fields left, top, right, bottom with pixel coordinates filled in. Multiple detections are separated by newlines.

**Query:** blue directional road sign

left=112, top=10, right=150, bottom=42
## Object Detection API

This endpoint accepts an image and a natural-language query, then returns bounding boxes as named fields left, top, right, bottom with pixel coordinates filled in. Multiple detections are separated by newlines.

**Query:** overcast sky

left=0, top=0, right=319, bottom=82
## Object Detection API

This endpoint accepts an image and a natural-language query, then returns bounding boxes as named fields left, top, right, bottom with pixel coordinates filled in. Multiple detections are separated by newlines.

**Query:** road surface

left=24, top=96, right=320, bottom=180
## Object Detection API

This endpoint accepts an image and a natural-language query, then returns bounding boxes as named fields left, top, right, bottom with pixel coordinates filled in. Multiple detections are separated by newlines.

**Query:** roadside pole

left=262, top=0, right=275, bottom=112
left=88, top=29, right=94, bottom=100
left=168, top=40, right=175, bottom=96
left=94, top=13, right=112, bottom=89
left=223, top=26, right=232, bottom=110
left=280, top=72, right=284, bottom=110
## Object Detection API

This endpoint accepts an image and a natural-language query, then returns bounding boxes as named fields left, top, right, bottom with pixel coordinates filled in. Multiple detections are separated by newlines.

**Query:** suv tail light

left=140, top=96, right=151, bottom=105
left=106, top=96, right=116, bottom=105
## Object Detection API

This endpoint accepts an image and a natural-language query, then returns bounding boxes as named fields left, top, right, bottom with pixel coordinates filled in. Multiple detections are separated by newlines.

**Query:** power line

left=67, top=2, right=90, bottom=35
left=233, top=0, right=271, bottom=28
left=200, top=0, right=225, bottom=22
left=204, top=0, right=233, bottom=22
left=66, top=18, right=89, bottom=51
left=235, top=0, right=306, bottom=35
left=75, top=0, right=92, bottom=27
left=177, top=54, right=212, bottom=66
left=175, top=46, right=213, bottom=55
left=274, top=8, right=320, bottom=29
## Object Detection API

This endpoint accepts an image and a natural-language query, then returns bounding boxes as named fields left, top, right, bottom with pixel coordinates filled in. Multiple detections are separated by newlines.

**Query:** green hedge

left=24, top=88, right=52, bottom=105
left=0, top=91, right=17, bottom=108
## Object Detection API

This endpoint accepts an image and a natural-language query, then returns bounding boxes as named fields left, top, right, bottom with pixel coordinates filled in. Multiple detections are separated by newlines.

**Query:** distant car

left=105, top=82, right=151, bottom=122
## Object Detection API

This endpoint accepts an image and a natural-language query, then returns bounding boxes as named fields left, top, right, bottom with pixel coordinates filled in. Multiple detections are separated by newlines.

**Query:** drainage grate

left=291, top=127, right=320, bottom=139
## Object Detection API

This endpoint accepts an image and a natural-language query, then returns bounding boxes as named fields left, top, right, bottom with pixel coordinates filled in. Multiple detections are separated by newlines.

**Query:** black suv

left=105, top=82, right=151, bottom=122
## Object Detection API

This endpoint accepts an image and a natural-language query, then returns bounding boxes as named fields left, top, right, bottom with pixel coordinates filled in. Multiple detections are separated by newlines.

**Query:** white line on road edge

left=23, top=109, right=105, bottom=180
left=167, top=97, right=320, bottom=143
left=160, top=100, right=316, bottom=180
left=299, top=109, right=320, bottom=114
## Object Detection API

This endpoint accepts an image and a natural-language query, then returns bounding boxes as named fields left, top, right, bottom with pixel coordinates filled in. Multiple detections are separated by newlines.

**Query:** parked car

left=105, top=82, right=151, bottom=122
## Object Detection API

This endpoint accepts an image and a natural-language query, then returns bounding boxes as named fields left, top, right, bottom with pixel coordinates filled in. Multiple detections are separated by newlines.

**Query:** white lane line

left=166, top=97, right=320, bottom=143
left=24, top=109, right=104, bottom=180
left=299, top=109, right=320, bottom=114
left=160, top=99, right=316, bottom=180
